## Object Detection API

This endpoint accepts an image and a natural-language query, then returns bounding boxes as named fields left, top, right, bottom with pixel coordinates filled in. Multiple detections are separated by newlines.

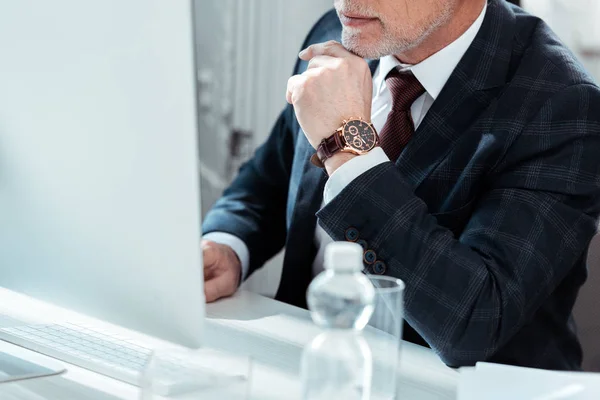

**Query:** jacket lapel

left=396, top=0, right=516, bottom=190
left=276, top=134, right=327, bottom=307
left=291, top=135, right=329, bottom=225
left=368, top=59, right=380, bottom=76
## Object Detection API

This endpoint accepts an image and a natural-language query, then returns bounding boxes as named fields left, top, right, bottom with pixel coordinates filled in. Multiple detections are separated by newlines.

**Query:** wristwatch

left=310, top=117, right=379, bottom=168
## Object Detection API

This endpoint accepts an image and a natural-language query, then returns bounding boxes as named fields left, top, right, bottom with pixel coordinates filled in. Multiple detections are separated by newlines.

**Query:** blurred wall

left=194, top=0, right=332, bottom=296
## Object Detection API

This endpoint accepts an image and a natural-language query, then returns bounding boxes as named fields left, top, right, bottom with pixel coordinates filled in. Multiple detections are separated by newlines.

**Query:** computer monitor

left=0, top=0, right=205, bottom=348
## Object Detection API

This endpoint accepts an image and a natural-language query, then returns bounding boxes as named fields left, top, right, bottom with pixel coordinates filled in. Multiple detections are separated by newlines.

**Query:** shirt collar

left=373, top=2, right=487, bottom=101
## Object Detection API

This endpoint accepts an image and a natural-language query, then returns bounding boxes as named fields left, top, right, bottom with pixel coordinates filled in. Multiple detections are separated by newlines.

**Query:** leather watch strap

left=311, top=131, right=343, bottom=168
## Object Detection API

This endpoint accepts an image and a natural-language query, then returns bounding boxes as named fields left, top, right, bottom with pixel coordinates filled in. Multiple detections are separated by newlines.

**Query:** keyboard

left=0, top=323, right=245, bottom=395
left=0, top=323, right=151, bottom=383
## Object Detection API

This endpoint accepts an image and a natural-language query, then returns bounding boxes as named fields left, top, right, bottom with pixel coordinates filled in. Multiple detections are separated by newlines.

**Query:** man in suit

left=202, top=0, right=600, bottom=370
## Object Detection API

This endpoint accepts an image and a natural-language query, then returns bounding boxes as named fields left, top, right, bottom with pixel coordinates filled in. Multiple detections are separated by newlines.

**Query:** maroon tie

left=378, top=69, right=426, bottom=161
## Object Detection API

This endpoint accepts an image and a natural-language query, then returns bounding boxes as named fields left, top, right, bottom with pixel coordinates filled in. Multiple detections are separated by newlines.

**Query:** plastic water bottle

left=301, top=242, right=376, bottom=400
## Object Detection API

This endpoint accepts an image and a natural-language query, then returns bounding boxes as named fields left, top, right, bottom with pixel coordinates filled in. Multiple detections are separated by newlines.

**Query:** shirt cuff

left=203, top=232, right=250, bottom=282
left=323, top=147, right=389, bottom=204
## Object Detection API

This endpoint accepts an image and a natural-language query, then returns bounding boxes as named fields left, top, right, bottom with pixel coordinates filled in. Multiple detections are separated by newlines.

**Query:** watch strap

left=311, top=130, right=344, bottom=168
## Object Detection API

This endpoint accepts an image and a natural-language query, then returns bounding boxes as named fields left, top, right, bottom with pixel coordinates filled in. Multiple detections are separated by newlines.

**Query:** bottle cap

left=324, top=242, right=363, bottom=272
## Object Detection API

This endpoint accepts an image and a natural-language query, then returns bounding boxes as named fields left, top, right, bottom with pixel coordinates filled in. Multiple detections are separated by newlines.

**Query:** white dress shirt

left=206, top=3, right=487, bottom=280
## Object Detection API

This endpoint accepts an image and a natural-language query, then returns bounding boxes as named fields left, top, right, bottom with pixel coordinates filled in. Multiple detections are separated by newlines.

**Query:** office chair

left=573, top=231, right=600, bottom=372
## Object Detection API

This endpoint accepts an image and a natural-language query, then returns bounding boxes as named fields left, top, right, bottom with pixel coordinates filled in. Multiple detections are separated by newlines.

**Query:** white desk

left=0, top=290, right=458, bottom=399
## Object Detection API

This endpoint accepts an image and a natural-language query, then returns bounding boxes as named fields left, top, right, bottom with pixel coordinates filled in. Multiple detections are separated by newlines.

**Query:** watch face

left=343, top=119, right=377, bottom=153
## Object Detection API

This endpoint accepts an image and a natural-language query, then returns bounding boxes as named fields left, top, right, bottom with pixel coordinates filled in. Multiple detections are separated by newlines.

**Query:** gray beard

left=341, top=27, right=423, bottom=59
left=340, top=3, right=455, bottom=60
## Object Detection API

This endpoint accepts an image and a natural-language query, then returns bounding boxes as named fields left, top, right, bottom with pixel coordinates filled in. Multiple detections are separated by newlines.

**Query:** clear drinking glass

left=140, top=347, right=253, bottom=400
left=364, top=276, right=405, bottom=400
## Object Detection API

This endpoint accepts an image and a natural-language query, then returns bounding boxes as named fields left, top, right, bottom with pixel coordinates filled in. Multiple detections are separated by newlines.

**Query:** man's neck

left=396, top=0, right=486, bottom=65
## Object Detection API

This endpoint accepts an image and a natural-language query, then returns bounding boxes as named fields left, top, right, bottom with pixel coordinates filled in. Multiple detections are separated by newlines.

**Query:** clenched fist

left=202, top=240, right=242, bottom=303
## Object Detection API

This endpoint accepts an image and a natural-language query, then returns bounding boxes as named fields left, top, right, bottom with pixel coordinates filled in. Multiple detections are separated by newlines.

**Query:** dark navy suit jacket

left=203, top=0, right=600, bottom=370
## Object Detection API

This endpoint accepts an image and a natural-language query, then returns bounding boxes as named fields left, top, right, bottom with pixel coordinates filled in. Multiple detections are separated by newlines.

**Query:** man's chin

left=343, top=32, right=416, bottom=60
left=341, top=29, right=394, bottom=59
left=342, top=38, right=385, bottom=59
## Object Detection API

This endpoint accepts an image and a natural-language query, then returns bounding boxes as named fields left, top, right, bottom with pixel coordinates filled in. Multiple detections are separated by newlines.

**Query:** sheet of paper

left=458, top=362, right=600, bottom=400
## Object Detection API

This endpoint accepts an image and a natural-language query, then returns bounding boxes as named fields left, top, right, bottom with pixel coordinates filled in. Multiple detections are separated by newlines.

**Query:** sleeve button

left=373, top=260, right=386, bottom=275
left=345, top=227, right=359, bottom=242
left=356, top=239, right=368, bottom=250
left=363, top=250, right=376, bottom=265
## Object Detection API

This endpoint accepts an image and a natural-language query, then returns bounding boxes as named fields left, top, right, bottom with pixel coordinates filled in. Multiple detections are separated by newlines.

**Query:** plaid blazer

left=203, top=0, right=600, bottom=370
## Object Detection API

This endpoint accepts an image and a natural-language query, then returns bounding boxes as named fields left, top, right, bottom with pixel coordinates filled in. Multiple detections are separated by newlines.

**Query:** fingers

left=286, top=74, right=302, bottom=104
left=286, top=69, right=320, bottom=104
left=204, top=268, right=237, bottom=303
left=201, top=240, right=241, bottom=303
left=201, top=241, right=218, bottom=270
left=289, top=42, right=356, bottom=105
left=306, top=55, right=337, bottom=70
left=299, top=40, right=350, bottom=60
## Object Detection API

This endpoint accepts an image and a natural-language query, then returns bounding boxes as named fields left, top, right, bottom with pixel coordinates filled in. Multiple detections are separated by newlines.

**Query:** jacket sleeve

left=316, top=84, right=600, bottom=366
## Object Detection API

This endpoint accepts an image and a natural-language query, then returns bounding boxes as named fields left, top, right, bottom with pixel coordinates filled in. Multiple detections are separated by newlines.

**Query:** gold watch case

left=337, top=117, right=378, bottom=155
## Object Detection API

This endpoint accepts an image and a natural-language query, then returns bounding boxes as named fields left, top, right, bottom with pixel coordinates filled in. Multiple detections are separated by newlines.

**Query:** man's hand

left=202, top=240, right=242, bottom=303
left=286, top=41, right=373, bottom=173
